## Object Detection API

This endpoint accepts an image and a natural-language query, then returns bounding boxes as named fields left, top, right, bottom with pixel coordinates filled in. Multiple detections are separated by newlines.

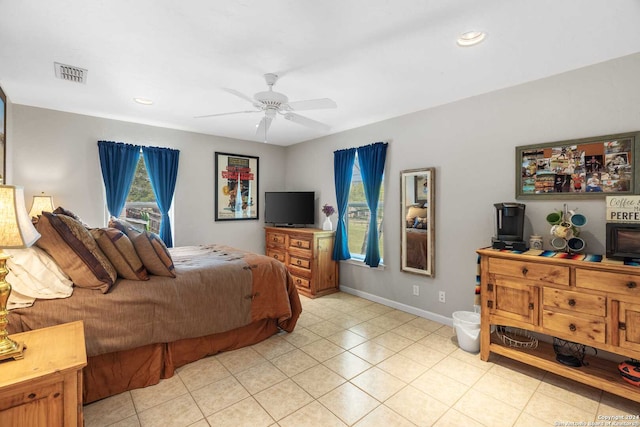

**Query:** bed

left=405, top=206, right=428, bottom=270
left=6, top=211, right=302, bottom=403
left=405, top=229, right=427, bottom=269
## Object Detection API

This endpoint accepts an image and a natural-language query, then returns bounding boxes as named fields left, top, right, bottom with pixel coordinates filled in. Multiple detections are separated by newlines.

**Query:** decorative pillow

left=109, top=217, right=146, bottom=233
left=6, top=246, right=74, bottom=309
left=407, top=206, right=428, bottom=219
left=91, top=228, right=149, bottom=281
left=117, top=225, right=175, bottom=277
left=52, top=206, right=90, bottom=228
left=406, top=216, right=416, bottom=228
left=415, top=217, right=428, bottom=229
left=35, top=212, right=117, bottom=293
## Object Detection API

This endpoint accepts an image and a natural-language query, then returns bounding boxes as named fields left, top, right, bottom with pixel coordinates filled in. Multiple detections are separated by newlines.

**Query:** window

left=347, top=153, right=384, bottom=262
left=120, top=157, right=162, bottom=234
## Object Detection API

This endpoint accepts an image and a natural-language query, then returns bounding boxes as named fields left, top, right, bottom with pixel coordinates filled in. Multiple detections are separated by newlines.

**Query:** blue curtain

left=332, top=147, right=357, bottom=260
left=142, top=146, right=180, bottom=247
left=98, top=141, right=141, bottom=218
left=357, top=142, right=388, bottom=267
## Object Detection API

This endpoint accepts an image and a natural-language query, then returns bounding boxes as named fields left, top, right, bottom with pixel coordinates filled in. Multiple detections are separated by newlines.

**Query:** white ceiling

left=2, top=1, right=640, bottom=146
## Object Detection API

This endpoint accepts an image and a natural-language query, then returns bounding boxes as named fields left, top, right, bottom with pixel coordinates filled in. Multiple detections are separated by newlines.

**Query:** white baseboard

left=340, top=286, right=453, bottom=327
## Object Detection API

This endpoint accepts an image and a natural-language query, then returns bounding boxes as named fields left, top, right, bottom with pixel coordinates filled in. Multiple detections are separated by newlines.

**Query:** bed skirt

left=83, top=318, right=279, bottom=403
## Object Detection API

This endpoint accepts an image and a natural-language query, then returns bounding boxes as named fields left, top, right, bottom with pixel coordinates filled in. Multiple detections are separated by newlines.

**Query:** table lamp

left=0, top=185, right=41, bottom=361
left=28, top=192, right=55, bottom=220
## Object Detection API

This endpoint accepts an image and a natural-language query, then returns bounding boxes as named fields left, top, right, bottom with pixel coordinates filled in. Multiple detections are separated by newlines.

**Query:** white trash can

left=452, top=311, right=481, bottom=353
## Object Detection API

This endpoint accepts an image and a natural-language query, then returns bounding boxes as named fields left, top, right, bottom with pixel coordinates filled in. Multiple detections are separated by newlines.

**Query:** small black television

left=606, top=222, right=640, bottom=260
left=264, top=191, right=315, bottom=226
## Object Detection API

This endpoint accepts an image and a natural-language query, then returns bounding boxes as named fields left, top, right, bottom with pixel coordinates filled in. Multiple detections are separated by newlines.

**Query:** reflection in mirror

left=401, top=168, right=435, bottom=276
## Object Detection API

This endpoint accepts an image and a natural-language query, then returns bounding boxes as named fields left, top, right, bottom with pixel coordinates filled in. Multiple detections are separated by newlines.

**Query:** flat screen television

left=606, top=222, right=640, bottom=260
left=264, top=191, right=315, bottom=226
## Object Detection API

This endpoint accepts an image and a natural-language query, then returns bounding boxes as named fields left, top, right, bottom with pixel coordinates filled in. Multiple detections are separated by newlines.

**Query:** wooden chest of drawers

left=478, top=248, right=640, bottom=403
left=265, top=227, right=339, bottom=298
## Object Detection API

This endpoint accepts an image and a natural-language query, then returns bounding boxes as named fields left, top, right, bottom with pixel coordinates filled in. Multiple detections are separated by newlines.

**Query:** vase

left=322, top=215, right=332, bottom=231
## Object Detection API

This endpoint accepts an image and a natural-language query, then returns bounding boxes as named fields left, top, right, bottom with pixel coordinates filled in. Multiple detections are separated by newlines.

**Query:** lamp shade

left=0, top=185, right=41, bottom=248
left=28, top=193, right=55, bottom=219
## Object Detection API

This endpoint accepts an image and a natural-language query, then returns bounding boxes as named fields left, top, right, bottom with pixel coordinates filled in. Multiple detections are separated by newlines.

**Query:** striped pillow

left=36, top=212, right=117, bottom=293
left=109, top=217, right=175, bottom=277
left=124, top=228, right=175, bottom=277
left=91, top=228, right=149, bottom=281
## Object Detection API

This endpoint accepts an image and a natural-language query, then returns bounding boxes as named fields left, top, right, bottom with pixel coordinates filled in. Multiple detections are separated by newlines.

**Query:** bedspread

left=405, top=229, right=427, bottom=270
left=8, top=244, right=301, bottom=357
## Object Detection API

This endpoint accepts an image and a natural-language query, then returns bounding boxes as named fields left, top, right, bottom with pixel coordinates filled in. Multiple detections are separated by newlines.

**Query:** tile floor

left=83, top=292, right=639, bottom=426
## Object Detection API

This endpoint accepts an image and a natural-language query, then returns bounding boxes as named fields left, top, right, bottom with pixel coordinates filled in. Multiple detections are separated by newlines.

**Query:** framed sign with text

left=606, top=195, right=640, bottom=222
left=214, top=152, right=259, bottom=221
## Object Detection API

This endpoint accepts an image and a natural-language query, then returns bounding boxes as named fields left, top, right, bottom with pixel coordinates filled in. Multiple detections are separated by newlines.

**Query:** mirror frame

left=401, top=167, right=435, bottom=277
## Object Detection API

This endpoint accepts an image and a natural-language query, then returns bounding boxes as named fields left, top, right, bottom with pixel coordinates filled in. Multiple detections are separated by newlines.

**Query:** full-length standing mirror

left=401, top=168, right=435, bottom=276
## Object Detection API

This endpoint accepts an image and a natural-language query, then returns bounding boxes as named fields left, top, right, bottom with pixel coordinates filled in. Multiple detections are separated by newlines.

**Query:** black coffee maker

left=492, top=202, right=527, bottom=251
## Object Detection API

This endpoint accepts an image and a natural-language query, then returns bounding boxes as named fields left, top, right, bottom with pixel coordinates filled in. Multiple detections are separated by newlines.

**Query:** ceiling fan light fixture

left=254, top=90, right=288, bottom=107
left=457, top=31, right=486, bottom=47
left=196, top=72, right=336, bottom=141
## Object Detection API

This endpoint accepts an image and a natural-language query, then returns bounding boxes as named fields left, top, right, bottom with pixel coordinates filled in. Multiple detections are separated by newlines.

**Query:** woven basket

left=495, top=326, right=538, bottom=349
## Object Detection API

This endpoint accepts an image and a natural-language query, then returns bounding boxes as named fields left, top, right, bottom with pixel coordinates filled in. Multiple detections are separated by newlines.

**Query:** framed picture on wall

left=414, top=174, right=430, bottom=204
left=214, top=152, right=259, bottom=221
left=516, top=131, right=640, bottom=199
left=0, top=84, right=6, bottom=184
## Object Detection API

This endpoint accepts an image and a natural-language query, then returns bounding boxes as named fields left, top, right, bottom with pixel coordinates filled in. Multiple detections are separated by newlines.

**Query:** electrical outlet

left=413, top=285, right=419, bottom=296
left=439, top=291, right=446, bottom=303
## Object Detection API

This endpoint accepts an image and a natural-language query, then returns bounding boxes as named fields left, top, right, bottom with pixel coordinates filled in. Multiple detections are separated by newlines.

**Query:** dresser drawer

left=290, top=274, right=311, bottom=290
left=289, top=255, right=310, bottom=270
left=542, top=310, right=606, bottom=344
left=575, top=268, right=640, bottom=296
left=289, top=237, right=312, bottom=251
left=289, top=264, right=311, bottom=279
left=488, top=258, right=569, bottom=286
left=266, top=232, right=286, bottom=247
left=266, top=248, right=286, bottom=263
left=543, top=288, right=606, bottom=317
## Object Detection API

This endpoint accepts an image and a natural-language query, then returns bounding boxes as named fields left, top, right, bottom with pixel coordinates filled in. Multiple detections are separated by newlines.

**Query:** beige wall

left=285, top=52, right=640, bottom=319
left=7, top=52, right=640, bottom=321
left=10, top=106, right=288, bottom=254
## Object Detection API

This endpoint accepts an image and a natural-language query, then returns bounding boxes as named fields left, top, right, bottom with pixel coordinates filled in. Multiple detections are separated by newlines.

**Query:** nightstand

left=0, top=321, right=87, bottom=426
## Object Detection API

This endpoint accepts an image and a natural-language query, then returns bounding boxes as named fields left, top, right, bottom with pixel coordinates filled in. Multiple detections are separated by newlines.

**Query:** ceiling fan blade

left=284, top=112, right=330, bottom=132
left=286, top=98, right=337, bottom=111
left=222, top=88, right=260, bottom=107
left=255, top=116, right=273, bottom=142
left=194, top=110, right=260, bottom=119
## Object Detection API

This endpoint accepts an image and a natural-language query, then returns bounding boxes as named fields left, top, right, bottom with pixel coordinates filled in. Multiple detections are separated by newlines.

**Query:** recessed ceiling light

left=133, top=97, right=153, bottom=105
left=457, top=31, right=486, bottom=47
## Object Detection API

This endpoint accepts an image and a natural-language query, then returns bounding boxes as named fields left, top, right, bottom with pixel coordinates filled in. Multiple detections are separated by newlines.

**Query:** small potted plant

left=321, top=204, right=335, bottom=231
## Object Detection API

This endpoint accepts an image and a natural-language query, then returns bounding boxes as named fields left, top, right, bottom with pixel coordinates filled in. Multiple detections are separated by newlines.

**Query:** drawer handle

left=522, top=267, right=528, bottom=276
left=296, top=260, right=301, bottom=265
left=28, top=393, right=36, bottom=399
left=569, top=323, right=577, bottom=332
left=627, top=281, right=637, bottom=289
left=528, top=302, right=534, bottom=310
left=53, top=392, right=60, bottom=398
left=296, top=279, right=301, bottom=284
left=273, top=254, right=279, bottom=260
left=297, top=241, right=302, bottom=247
left=568, top=299, right=576, bottom=306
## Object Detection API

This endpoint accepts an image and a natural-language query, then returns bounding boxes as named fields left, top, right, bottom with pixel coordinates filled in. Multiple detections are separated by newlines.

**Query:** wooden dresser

left=265, top=227, right=339, bottom=298
left=478, top=248, right=640, bottom=403
left=0, top=321, right=87, bottom=426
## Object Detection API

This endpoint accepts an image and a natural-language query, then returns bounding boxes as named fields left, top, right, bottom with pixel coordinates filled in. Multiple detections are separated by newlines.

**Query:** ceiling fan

left=195, top=73, right=337, bottom=142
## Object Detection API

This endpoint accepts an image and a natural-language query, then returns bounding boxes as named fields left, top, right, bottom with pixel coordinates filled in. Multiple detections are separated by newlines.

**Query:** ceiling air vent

left=54, top=62, right=87, bottom=84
